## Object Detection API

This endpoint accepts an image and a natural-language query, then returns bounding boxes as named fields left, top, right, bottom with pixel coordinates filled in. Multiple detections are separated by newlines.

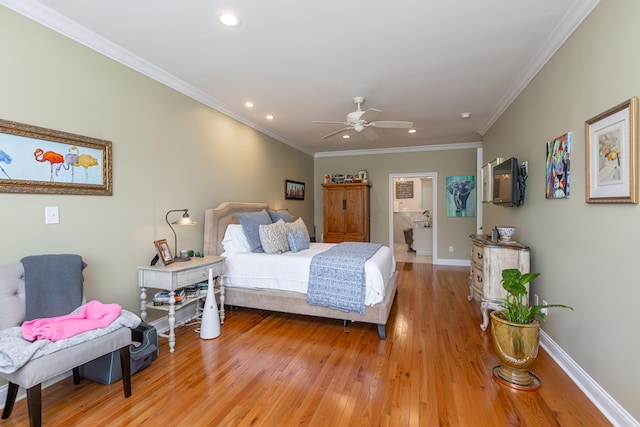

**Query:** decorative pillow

left=221, top=224, right=251, bottom=254
left=285, top=217, right=310, bottom=243
left=259, top=220, right=289, bottom=254
left=238, top=209, right=273, bottom=253
left=287, top=230, right=310, bottom=252
left=268, top=210, right=293, bottom=223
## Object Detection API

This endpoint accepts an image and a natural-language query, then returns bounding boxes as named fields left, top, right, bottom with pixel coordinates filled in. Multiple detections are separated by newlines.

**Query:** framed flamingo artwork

left=0, top=118, right=112, bottom=195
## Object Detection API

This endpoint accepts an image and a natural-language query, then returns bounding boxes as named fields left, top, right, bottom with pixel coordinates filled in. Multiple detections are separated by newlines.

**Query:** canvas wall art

left=546, top=132, right=571, bottom=199
left=446, top=175, right=476, bottom=217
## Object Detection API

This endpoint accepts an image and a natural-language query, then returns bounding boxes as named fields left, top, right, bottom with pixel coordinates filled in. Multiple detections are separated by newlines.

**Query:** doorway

left=388, top=172, right=438, bottom=264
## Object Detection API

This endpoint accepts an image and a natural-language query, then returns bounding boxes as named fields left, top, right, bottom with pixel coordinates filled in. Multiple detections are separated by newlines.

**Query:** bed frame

left=203, top=202, right=398, bottom=339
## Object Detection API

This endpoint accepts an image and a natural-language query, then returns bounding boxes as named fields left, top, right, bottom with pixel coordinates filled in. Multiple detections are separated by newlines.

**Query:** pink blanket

left=22, top=300, right=122, bottom=342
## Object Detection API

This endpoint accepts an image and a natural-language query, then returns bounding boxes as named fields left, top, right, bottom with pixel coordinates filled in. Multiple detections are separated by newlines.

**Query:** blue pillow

left=287, top=230, right=310, bottom=252
left=238, top=209, right=272, bottom=253
left=268, top=210, right=293, bottom=223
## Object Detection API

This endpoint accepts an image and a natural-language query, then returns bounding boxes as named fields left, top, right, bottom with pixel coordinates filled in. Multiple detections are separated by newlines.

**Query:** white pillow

left=259, top=219, right=289, bottom=254
left=221, top=224, right=251, bottom=254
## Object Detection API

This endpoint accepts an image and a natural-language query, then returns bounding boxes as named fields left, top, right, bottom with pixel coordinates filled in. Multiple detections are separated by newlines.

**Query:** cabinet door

left=324, top=186, right=345, bottom=238
left=343, top=185, right=367, bottom=240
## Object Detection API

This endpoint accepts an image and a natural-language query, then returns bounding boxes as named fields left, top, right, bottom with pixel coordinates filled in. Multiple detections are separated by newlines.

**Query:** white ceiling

left=3, top=0, right=599, bottom=156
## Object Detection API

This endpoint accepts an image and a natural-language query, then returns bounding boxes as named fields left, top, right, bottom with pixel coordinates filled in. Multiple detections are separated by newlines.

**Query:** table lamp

left=165, top=208, right=197, bottom=262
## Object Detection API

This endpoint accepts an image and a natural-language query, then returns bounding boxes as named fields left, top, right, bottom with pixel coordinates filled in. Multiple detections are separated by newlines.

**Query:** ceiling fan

left=311, top=97, right=414, bottom=140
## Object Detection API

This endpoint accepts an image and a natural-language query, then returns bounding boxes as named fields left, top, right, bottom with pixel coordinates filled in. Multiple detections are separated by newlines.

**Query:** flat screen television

left=493, top=157, right=524, bottom=206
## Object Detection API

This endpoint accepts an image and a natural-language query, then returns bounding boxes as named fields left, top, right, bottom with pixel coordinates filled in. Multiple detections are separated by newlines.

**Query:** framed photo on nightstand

left=154, top=239, right=174, bottom=266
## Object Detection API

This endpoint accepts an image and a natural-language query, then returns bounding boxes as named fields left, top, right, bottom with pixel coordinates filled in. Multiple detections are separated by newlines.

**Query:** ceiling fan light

left=354, top=124, right=364, bottom=132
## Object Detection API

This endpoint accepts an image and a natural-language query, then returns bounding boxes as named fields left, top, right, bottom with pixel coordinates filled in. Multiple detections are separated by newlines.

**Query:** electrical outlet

left=448, top=246, right=454, bottom=253
left=541, top=300, right=548, bottom=315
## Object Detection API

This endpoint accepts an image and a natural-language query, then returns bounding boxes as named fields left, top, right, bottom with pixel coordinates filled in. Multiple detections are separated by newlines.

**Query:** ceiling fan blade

left=312, top=120, right=348, bottom=125
left=370, top=120, right=414, bottom=129
left=321, top=127, right=350, bottom=140
left=359, top=108, right=381, bottom=123
left=362, top=127, right=378, bottom=140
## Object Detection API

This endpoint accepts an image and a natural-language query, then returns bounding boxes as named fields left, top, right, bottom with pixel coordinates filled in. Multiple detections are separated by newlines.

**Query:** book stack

left=184, top=285, right=200, bottom=299
left=153, top=289, right=186, bottom=306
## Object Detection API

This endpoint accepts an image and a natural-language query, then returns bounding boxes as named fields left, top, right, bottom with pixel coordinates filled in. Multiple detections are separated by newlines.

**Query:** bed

left=203, top=202, right=398, bottom=339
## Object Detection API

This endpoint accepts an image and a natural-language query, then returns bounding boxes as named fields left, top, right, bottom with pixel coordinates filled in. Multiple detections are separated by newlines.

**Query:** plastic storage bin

left=79, top=322, right=158, bottom=385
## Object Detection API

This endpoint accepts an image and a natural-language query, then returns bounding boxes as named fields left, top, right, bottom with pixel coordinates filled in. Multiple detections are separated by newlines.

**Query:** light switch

left=45, top=206, right=59, bottom=224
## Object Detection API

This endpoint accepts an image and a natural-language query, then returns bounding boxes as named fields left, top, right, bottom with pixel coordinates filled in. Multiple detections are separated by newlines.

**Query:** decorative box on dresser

left=322, top=182, right=370, bottom=243
left=468, top=234, right=530, bottom=330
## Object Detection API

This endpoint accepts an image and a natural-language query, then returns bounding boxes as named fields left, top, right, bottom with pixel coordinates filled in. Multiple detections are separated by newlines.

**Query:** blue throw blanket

left=307, top=242, right=382, bottom=315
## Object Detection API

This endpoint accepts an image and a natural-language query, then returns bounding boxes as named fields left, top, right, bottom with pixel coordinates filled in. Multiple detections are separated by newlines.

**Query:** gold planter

left=490, top=311, right=540, bottom=389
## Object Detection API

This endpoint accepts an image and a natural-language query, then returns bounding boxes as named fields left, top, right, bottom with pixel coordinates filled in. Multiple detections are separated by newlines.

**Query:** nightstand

left=137, top=255, right=225, bottom=352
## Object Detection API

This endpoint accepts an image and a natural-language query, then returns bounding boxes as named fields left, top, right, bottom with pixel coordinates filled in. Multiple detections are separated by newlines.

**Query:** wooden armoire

left=322, top=182, right=370, bottom=243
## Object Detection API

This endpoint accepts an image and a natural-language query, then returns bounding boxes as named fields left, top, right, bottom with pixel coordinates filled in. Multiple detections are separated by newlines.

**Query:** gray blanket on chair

left=20, top=254, right=86, bottom=321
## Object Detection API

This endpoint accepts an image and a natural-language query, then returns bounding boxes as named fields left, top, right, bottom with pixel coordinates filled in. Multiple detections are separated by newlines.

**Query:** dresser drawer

left=471, top=242, right=484, bottom=265
left=470, top=265, right=484, bottom=302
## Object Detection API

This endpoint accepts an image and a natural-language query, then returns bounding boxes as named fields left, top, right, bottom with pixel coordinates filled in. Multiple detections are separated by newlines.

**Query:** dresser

left=322, top=182, right=370, bottom=242
left=138, top=255, right=225, bottom=352
left=468, top=234, right=530, bottom=330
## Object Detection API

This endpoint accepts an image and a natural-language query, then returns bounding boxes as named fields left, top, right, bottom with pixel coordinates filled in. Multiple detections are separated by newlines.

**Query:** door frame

left=388, top=172, right=438, bottom=264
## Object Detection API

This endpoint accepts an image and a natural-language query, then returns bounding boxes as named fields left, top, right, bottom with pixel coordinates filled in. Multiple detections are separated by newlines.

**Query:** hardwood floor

left=2, top=263, right=610, bottom=426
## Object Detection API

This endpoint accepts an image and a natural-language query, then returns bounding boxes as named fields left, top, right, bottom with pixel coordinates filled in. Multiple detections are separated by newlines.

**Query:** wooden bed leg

left=377, top=324, right=387, bottom=340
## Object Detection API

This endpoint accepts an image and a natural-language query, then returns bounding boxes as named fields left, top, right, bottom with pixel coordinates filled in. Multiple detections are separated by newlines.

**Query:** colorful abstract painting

left=546, top=132, right=571, bottom=198
left=446, top=175, right=476, bottom=217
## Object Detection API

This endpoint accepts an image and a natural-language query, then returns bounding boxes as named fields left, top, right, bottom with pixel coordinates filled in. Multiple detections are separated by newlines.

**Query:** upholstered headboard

left=203, top=202, right=269, bottom=256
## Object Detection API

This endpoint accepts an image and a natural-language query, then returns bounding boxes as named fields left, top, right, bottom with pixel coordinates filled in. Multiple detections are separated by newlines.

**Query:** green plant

left=498, top=268, right=573, bottom=324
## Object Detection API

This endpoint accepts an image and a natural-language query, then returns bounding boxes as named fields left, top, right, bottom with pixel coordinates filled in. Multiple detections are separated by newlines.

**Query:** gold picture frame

left=154, top=239, right=174, bottom=266
left=0, top=118, right=112, bottom=195
left=585, top=97, right=638, bottom=203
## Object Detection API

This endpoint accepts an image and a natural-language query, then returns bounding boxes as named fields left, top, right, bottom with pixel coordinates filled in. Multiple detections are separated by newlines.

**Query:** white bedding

left=222, top=242, right=395, bottom=306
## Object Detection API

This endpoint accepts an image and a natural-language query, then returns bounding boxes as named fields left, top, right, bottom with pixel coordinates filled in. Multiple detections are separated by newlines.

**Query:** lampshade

left=165, top=209, right=197, bottom=262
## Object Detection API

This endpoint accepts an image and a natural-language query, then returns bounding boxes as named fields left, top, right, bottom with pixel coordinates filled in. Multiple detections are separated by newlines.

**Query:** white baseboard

left=540, top=329, right=639, bottom=427
left=436, top=258, right=471, bottom=267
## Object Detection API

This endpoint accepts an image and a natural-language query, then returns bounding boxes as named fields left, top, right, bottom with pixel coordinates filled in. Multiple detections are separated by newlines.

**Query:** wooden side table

left=137, top=255, right=225, bottom=352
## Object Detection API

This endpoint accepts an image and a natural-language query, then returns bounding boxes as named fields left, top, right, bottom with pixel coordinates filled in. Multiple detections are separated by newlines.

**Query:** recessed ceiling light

left=343, top=135, right=350, bottom=139
left=266, top=115, right=274, bottom=120
left=245, top=101, right=253, bottom=108
left=460, top=112, right=472, bottom=119
left=408, top=129, right=416, bottom=134
left=217, top=11, right=242, bottom=27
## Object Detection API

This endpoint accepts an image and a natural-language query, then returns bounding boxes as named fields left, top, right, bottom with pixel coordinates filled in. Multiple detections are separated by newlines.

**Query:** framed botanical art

left=585, top=97, right=638, bottom=203
left=0, top=119, right=112, bottom=195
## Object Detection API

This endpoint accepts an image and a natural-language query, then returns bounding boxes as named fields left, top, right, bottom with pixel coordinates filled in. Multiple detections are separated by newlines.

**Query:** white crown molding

left=0, top=0, right=315, bottom=157
left=478, top=0, right=601, bottom=135
left=314, top=141, right=482, bottom=158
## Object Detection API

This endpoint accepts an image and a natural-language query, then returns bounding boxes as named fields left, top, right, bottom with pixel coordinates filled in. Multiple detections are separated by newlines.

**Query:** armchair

left=0, top=256, right=136, bottom=427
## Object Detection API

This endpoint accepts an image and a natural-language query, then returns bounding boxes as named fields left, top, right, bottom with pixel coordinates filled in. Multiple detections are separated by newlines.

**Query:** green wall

left=483, top=0, right=639, bottom=420
left=0, top=7, right=314, bottom=316
left=314, top=146, right=479, bottom=261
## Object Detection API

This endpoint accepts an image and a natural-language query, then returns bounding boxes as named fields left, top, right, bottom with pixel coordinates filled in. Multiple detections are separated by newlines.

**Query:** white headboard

left=203, top=202, right=269, bottom=256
